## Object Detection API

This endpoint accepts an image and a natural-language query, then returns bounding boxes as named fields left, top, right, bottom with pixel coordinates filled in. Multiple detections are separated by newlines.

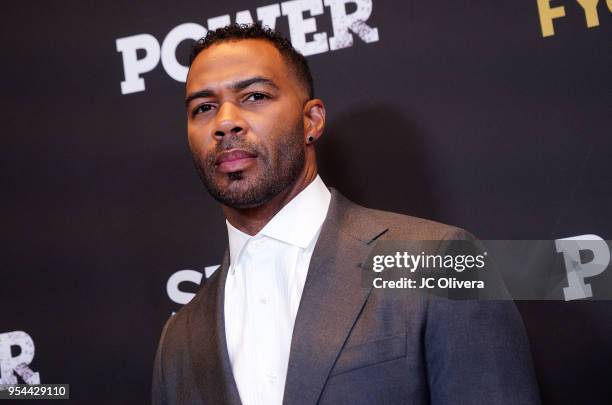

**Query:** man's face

left=186, top=39, right=308, bottom=209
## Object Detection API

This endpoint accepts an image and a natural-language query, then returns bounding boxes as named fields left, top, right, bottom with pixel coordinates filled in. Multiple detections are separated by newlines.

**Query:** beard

left=191, top=119, right=305, bottom=209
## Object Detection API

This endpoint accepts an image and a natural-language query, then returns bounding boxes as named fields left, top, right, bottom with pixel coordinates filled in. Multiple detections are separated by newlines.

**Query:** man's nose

left=213, top=102, right=246, bottom=138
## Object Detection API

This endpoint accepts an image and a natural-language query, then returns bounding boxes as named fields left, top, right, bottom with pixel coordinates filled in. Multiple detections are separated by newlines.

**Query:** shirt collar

left=226, top=175, right=331, bottom=264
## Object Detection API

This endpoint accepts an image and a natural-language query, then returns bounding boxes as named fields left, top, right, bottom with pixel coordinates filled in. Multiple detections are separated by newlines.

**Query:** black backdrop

left=1, top=1, right=611, bottom=404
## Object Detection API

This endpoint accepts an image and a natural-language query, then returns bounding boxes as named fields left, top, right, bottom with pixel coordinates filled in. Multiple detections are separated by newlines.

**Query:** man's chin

left=227, top=170, right=246, bottom=182
left=207, top=174, right=272, bottom=209
left=216, top=169, right=253, bottom=190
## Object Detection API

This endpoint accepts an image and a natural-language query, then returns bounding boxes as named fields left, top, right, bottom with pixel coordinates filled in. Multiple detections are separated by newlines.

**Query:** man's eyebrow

left=230, top=76, right=279, bottom=92
left=184, top=76, right=279, bottom=106
left=184, top=89, right=214, bottom=106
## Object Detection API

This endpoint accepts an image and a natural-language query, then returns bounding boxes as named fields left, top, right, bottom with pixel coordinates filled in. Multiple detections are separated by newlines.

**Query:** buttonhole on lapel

left=366, top=228, right=389, bottom=245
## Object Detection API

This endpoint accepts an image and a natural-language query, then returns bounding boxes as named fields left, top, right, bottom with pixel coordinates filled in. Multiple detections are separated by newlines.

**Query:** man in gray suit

left=153, top=24, right=540, bottom=404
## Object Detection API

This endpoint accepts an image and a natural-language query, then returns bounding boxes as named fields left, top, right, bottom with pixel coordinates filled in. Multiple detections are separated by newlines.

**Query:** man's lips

left=215, top=149, right=257, bottom=173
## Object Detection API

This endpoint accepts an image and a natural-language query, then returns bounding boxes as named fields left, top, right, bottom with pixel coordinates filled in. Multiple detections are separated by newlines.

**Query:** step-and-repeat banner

left=2, top=1, right=611, bottom=403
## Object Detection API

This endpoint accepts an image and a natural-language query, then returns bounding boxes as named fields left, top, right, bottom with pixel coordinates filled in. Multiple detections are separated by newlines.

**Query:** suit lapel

left=186, top=189, right=386, bottom=405
left=283, top=189, right=388, bottom=405
left=188, top=250, right=242, bottom=405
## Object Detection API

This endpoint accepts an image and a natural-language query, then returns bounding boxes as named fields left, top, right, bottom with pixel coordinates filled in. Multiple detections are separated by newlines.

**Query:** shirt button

left=259, top=296, right=269, bottom=304
left=266, top=371, right=277, bottom=384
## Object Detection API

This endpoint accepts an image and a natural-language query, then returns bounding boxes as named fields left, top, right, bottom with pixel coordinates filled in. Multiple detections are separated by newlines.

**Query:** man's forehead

left=186, top=39, right=289, bottom=92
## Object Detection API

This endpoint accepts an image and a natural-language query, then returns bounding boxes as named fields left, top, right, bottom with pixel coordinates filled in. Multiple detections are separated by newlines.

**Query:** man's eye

left=193, top=104, right=214, bottom=116
left=245, top=92, right=269, bottom=102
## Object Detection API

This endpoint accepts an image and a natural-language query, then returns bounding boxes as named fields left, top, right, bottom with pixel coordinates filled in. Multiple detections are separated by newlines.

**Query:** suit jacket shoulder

left=326, top=187, right=471, bottom=242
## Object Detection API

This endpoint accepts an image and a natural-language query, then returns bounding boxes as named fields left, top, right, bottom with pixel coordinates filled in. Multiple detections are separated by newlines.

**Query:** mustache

left=215, top=137, right=259, bottom=154
left=204, top=137, right=263, bottom=166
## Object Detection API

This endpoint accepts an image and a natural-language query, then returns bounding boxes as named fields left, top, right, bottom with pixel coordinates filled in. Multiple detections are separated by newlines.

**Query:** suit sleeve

left=424, top=228, right=541, bottom=405
left=152, top=315, right=175, bottom=405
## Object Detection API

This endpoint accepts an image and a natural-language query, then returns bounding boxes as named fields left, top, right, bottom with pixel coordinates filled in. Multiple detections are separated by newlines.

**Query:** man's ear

left=302, top=99, right=326, bottom=142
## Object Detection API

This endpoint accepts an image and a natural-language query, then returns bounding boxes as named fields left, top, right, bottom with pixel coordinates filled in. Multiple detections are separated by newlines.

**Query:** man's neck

left=222, top=167, right=318, bottom=236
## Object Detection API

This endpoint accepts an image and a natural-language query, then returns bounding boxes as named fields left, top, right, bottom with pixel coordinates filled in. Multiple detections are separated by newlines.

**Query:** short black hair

left=189, top=23, right=314, bottom=99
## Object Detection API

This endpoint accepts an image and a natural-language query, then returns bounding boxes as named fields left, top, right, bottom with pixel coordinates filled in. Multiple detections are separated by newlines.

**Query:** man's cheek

left=187, top=131, right=202, bottom=154
left=188, top=135, right=212, bottom=161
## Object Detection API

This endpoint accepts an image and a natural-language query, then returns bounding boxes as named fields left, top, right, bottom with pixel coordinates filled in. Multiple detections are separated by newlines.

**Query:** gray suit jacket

left=153, top=188, right=540, bottom=404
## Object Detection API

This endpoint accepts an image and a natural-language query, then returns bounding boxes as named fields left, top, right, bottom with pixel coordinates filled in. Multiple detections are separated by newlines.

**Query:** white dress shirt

left=224, top=175, right=331, bottom=405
